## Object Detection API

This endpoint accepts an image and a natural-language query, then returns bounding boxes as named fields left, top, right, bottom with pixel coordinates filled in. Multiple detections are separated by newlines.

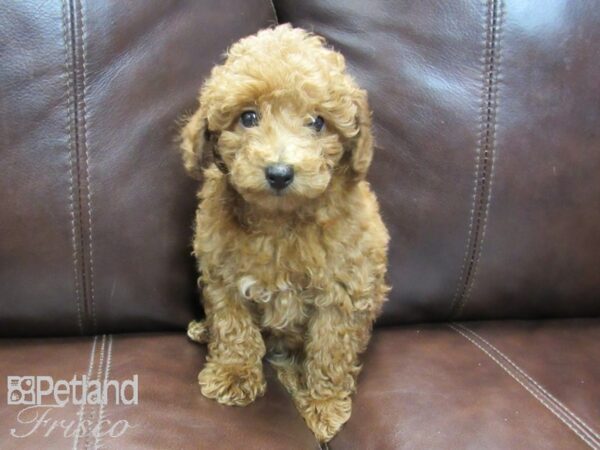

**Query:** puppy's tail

left=187, top=320, right=209, bottom=344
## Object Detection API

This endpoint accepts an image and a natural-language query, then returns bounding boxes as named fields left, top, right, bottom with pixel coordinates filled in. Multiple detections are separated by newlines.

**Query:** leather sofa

left=1, top=1, right=598, bottom=449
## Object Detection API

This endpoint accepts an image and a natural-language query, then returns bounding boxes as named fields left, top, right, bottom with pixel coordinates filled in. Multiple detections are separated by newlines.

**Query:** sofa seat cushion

left=1, top=319, right=598, bottom=449
left=0, top=334, right=319, bottom=450
left=332, top=319, right=599, bottom=450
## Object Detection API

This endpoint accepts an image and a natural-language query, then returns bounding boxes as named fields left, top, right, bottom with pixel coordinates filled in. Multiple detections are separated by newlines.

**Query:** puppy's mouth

left=269, top=186, right=290, bottom=197
left=230, top=167, right=331, bottom=212
left=237, top=186, right=306, bottom=213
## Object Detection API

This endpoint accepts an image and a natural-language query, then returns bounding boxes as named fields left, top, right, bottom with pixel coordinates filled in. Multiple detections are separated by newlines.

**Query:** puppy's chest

left=237, top=273, right=314, bottom=331
left=231, top=235, right=326, bottom=331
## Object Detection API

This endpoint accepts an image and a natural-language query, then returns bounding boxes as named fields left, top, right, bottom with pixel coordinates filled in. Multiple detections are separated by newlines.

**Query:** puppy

left=182, top=24, right=389, bottom=443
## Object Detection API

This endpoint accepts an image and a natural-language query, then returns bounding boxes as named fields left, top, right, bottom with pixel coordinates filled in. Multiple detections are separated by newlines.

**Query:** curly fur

left=181, top=25, right=389, bottom=442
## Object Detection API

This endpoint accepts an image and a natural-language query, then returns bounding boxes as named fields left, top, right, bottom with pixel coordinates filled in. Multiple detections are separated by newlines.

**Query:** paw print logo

left=7, top=376, right=35, bottom=405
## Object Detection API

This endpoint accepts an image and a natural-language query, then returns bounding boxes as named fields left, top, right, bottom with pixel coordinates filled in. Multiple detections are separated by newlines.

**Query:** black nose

left=265, top=164, right=294, bottom=190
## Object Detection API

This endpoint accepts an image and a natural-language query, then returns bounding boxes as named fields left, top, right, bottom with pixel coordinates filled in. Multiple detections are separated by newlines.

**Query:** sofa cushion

left=274, top=0, right=600, bottom=325
left=1, top=320, right=597, bottom=449
left=332, top=319, right=600, bottom=449
left=0, top=333, right=319, bottom=450
left=0, top=0, right=276, bottom=336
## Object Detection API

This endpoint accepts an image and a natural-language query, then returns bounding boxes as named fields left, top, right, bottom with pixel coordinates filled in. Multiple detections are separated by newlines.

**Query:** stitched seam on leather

left=451, top=324, right=600, bottom=449
left=267, top=0, right=279, bottom=25
left=61, top=0, right=84, bottom=334
left=450, top=324, right=600, bottom=449
left=79, top=0, right=97, bottom=331
left=459, top=324, right=600, bottom=442
left=73, top=336, right=98, bottom=450
left=450, top=0, right=502, bottom=319
left=66, top=0, right=94, bottom=332
left=93, top=335, right=113, bottom=450
left=82, top=334, right=106, bottom=450
left=458, top=0, right=503, bottom=316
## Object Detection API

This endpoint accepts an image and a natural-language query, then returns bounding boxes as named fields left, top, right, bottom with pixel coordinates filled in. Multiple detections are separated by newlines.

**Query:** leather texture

left=0, top=0, right=276, bottom=336
left=275, top=0, right=600, bottom=324
left=0, top=334, right=320, bottom=450
left=2, top=0, right=599, bottom=335
left=0, top=321, right=597, bottom=449
left=331, top=320, right=600, bottom=450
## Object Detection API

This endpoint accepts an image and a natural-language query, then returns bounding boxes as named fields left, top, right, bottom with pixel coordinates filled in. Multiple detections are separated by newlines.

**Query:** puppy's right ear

left=180, top=105, right=210, bottom=179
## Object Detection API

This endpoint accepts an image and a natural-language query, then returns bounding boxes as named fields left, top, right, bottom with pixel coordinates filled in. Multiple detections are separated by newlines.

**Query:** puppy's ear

left=347, top=88, right=374, bottom=180
left=180, top=104, right=211, bottom=179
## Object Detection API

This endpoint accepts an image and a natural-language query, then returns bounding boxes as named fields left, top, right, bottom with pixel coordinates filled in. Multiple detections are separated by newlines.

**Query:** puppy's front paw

left=298, top=395, right=352, bottom=443
left=198, top=361, right=266, bottom=406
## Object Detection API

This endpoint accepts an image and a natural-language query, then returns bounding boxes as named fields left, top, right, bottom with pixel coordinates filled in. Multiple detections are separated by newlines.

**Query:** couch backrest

left=0, top=0, right=276, bottom=336
left=2, top=1, right=599, bottom=337
left=276, top=0, right=600, bottom=324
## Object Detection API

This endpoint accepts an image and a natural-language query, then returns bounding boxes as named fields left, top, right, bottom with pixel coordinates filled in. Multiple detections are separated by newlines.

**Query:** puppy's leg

left=198, top=283, right=266, bottom=406
left=297, top=304, right=372, bottom=442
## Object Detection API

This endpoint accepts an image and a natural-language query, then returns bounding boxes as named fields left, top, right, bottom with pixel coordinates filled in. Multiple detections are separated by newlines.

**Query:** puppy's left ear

left=180, top=104, right=212, bottom=179
left=347, top=88, right=374, bottom=180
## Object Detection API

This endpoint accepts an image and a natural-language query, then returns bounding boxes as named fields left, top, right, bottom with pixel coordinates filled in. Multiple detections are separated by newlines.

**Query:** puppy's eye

left=240, top=111, right=259, bottom=128
left=308, top=115, right=325, bottom=132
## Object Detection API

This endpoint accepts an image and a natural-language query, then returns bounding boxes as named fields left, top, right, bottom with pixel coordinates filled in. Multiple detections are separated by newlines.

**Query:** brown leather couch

left=1, top=1, right=598, bottom=449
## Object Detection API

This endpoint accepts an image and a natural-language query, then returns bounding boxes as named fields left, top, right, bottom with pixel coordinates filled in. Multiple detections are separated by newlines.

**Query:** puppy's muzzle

left=265, top=164, right=294, bottom=191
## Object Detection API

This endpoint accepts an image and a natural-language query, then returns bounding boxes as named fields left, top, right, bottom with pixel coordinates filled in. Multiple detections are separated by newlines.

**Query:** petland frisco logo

left=7, top=375, right=138, bottom=406
left=7, top=375, right=138, bottom=441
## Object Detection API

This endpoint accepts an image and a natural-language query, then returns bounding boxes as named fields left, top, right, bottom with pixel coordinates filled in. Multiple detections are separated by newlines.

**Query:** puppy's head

left=181, top=25, right=373, bottom=212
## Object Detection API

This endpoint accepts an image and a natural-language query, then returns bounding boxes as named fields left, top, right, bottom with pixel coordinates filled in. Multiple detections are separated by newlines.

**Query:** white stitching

left=459, top=324, right=600, bottom=441
left=460, top=1, right=503, bottom=314
left=267, top=0, right=279, bottom=26
left=61, top=0, right=84, bottom=335
left=79, top=0, right=97, bottom=331
left=450, top=324, right=600, bottom=449
left=449, top=0, right=490, bottom=315
left=451, top=324, right=599, bottom=448
left=82, top=334, right=106, bottom=450
left=73, top=335, right=97, bottom=450
left=450, top=0, right=502, bottom=318
left=93, top=335, right=113, bottom=450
